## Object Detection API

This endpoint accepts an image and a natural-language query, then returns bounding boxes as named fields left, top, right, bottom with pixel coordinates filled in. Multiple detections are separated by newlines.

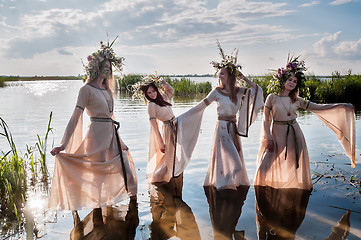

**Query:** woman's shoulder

left=78, top=84, right=92, bottom=95
left=266, top=93, right=276, bottom=99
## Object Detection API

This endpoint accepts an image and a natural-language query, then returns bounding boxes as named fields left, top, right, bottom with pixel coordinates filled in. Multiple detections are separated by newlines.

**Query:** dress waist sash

left=217, top=115, right=241, bottom=152
left=90, top=117, right=120, bottom=130
left=218, top=114, right=236, bottom=122
left=162, top=116, right=175, bottom=124
left=272, top=118, right=300, bottom=168
left=90, top=117, right=128, bottom=191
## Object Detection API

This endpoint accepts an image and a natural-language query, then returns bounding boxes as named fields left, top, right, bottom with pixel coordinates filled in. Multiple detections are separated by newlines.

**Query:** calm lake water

left=0, top=78, right=360, bottom=239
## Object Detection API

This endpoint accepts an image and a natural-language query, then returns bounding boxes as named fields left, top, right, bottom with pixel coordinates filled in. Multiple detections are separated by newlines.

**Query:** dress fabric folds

left=49, top=84, right=137, bottom=211
left=146, top=89, right=177, bottom=183
left=254, top=94, right=355, bottom=190
left=175, top=86, right=264, bottom=190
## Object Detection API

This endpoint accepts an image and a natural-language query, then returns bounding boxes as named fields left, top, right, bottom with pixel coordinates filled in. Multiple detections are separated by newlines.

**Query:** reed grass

left=116, top=74, right=212, bottom=96
left=0, top=113, right=53, bottom=237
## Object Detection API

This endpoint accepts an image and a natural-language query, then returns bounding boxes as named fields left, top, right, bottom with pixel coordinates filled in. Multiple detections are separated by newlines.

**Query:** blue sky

left=1, top=0, right=360, bottom=76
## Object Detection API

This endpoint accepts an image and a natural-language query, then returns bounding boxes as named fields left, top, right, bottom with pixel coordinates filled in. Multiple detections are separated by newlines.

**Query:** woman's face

left=284, top=75, right=298, bottom=91
left=218, top=68, right=229, bottom=88
left=146, top=86, right=157, bottom=100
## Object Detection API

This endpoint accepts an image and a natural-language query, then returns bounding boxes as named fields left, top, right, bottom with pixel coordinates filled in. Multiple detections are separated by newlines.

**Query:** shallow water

left=0, top=79, right=360, bottom=239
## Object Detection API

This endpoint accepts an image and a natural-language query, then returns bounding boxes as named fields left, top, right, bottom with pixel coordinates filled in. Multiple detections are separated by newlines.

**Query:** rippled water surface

left=0, top=79, right=360, bottom=239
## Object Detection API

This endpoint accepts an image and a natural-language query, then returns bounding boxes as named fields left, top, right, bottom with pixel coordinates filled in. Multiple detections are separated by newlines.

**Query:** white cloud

left=313, top=31, right=342, bottom=57
left=312, top=31, right=361, bottom=59
left=329, top=0, right=352, bottom=6
left=299, top=1, right=320, bottom=7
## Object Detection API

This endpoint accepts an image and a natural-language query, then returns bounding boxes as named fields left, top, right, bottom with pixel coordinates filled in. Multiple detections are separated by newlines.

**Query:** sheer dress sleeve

left=60, top=86, right=89, bottom=152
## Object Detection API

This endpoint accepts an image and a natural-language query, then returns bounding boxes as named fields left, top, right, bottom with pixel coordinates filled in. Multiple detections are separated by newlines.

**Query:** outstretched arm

left=161, top=79, right=174, bottom=99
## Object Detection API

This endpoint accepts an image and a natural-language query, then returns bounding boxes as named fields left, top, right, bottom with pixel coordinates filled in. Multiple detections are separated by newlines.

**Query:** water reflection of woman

left=132, top=75, right=183, bottom=195
left=49, top=40, right=138, bottom=211
left=149, top=182, right=201, bottom=239
left=254, top=56, right=355, bottom=190
left=70, top=199, right=139, bottom=240
left=255, top=186, right=311, bottom=239
left=204, top=185, right=249, bottom=240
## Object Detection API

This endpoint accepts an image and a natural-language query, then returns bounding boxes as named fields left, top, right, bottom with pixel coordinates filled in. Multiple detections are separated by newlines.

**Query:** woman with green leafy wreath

left=254, top=56, right=355, bottom=190
left=49, top=38, right=138, bottom=211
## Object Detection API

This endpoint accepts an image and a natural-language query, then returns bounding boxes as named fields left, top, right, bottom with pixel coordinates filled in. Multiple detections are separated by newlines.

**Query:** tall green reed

left=0, top=112, right=53, bottom=236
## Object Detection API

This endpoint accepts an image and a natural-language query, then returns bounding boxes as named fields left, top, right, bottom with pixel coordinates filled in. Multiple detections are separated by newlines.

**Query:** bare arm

left=238, top=71, right=257, bottom=89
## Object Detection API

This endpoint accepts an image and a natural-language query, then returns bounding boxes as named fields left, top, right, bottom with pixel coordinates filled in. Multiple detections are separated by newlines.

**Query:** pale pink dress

left=173, top=85, right=264, bottom=190
left=254, top=94, right=355, bottom=189
left=146, top=83, right=177, bottom=183
left=48, top=84, right=138, bottom=210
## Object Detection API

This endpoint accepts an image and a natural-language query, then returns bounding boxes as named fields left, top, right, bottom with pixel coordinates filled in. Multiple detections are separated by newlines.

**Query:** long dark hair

left=141, top=82, right=172, bottom=107
left=225, top=67, right=239, bottom=104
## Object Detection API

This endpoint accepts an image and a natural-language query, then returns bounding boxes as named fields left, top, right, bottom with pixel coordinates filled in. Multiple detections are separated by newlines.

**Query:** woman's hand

left=160, top=143, right=165, bottom=153
left=266, top=139, right=274, bottom=152
left=122, top=144, right=129, bottom=151
left=50, top=146, right=65, bottom=156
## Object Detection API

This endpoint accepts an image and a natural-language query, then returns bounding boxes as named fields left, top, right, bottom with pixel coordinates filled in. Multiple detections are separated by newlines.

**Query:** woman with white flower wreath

left=254, top=56, right=355, bottom=190
left=49, top=38, right=138, bottom=211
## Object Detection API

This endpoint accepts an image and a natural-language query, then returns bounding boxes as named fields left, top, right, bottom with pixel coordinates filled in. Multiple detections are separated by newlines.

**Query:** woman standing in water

left=132, top=75, right=184, bottom=196
left=175, top=41, right=264, bottom=189
left=49, top=38, right=137, bottom=210
left=201, top=42, right=264, bottom=189
left=254, top=56, right=355, bottom=190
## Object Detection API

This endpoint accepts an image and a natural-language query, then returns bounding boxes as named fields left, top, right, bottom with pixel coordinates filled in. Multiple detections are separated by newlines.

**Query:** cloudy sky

left=1, top=0, right=360, bottom=76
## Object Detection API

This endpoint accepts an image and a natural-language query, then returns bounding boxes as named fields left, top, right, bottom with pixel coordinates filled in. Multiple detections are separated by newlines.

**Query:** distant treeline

left=116, top=74, right=212, bottom=97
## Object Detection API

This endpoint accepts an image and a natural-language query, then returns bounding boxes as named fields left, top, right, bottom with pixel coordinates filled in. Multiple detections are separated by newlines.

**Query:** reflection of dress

left=49, top=84, right=138, bottom=210
left=70, top=200, right=139, bottom=240
left=254, top=94, right=355, bottom=189
left=175, top=86, right=263, bottom=189
left=146, top=84, right=177, bottom=183
left=149, top=182, right=201, bottom=240
left=204, top=185, right=249, bottom=240
left=255, top=186, right=311, bottom=240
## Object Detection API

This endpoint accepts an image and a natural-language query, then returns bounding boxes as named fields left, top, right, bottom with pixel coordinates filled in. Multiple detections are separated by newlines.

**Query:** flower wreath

left=131, top=72, right=163, bottom=102
left=267, top=55, right=307, bottom=94
left=210, top=40, right=242, bottom=79
left=83, top=36, right=125, bottom=80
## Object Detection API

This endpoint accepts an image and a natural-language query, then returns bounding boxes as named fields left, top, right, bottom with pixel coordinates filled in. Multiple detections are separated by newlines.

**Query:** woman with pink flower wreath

left=254, top=56, right=356, bottom=190
left=48, top=39, right=137, bottom=211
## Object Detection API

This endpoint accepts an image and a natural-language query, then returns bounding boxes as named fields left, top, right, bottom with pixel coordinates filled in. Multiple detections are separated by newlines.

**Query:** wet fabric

left=254, top=94, right=355, bottom=189
left=175, top=86, right=264, bottom=189
left=49, top=84, right=138, bottom=211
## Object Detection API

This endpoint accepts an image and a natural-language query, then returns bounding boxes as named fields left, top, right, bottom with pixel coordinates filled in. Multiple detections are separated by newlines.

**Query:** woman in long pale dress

left=49, top=41, right=137, bottom=211
left=138, top=78, right=180, bottom=185
left=201, top=67, right=263, bottom=189
left=171, top=43, right=264, bottom=190
left=254, top=57, right=355, bottom=190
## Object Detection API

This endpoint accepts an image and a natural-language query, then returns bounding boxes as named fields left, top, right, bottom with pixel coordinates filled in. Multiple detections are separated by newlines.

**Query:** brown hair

left=225, top=67, right=238, bottom=104
left=141, top=82, right=172, bottom=107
